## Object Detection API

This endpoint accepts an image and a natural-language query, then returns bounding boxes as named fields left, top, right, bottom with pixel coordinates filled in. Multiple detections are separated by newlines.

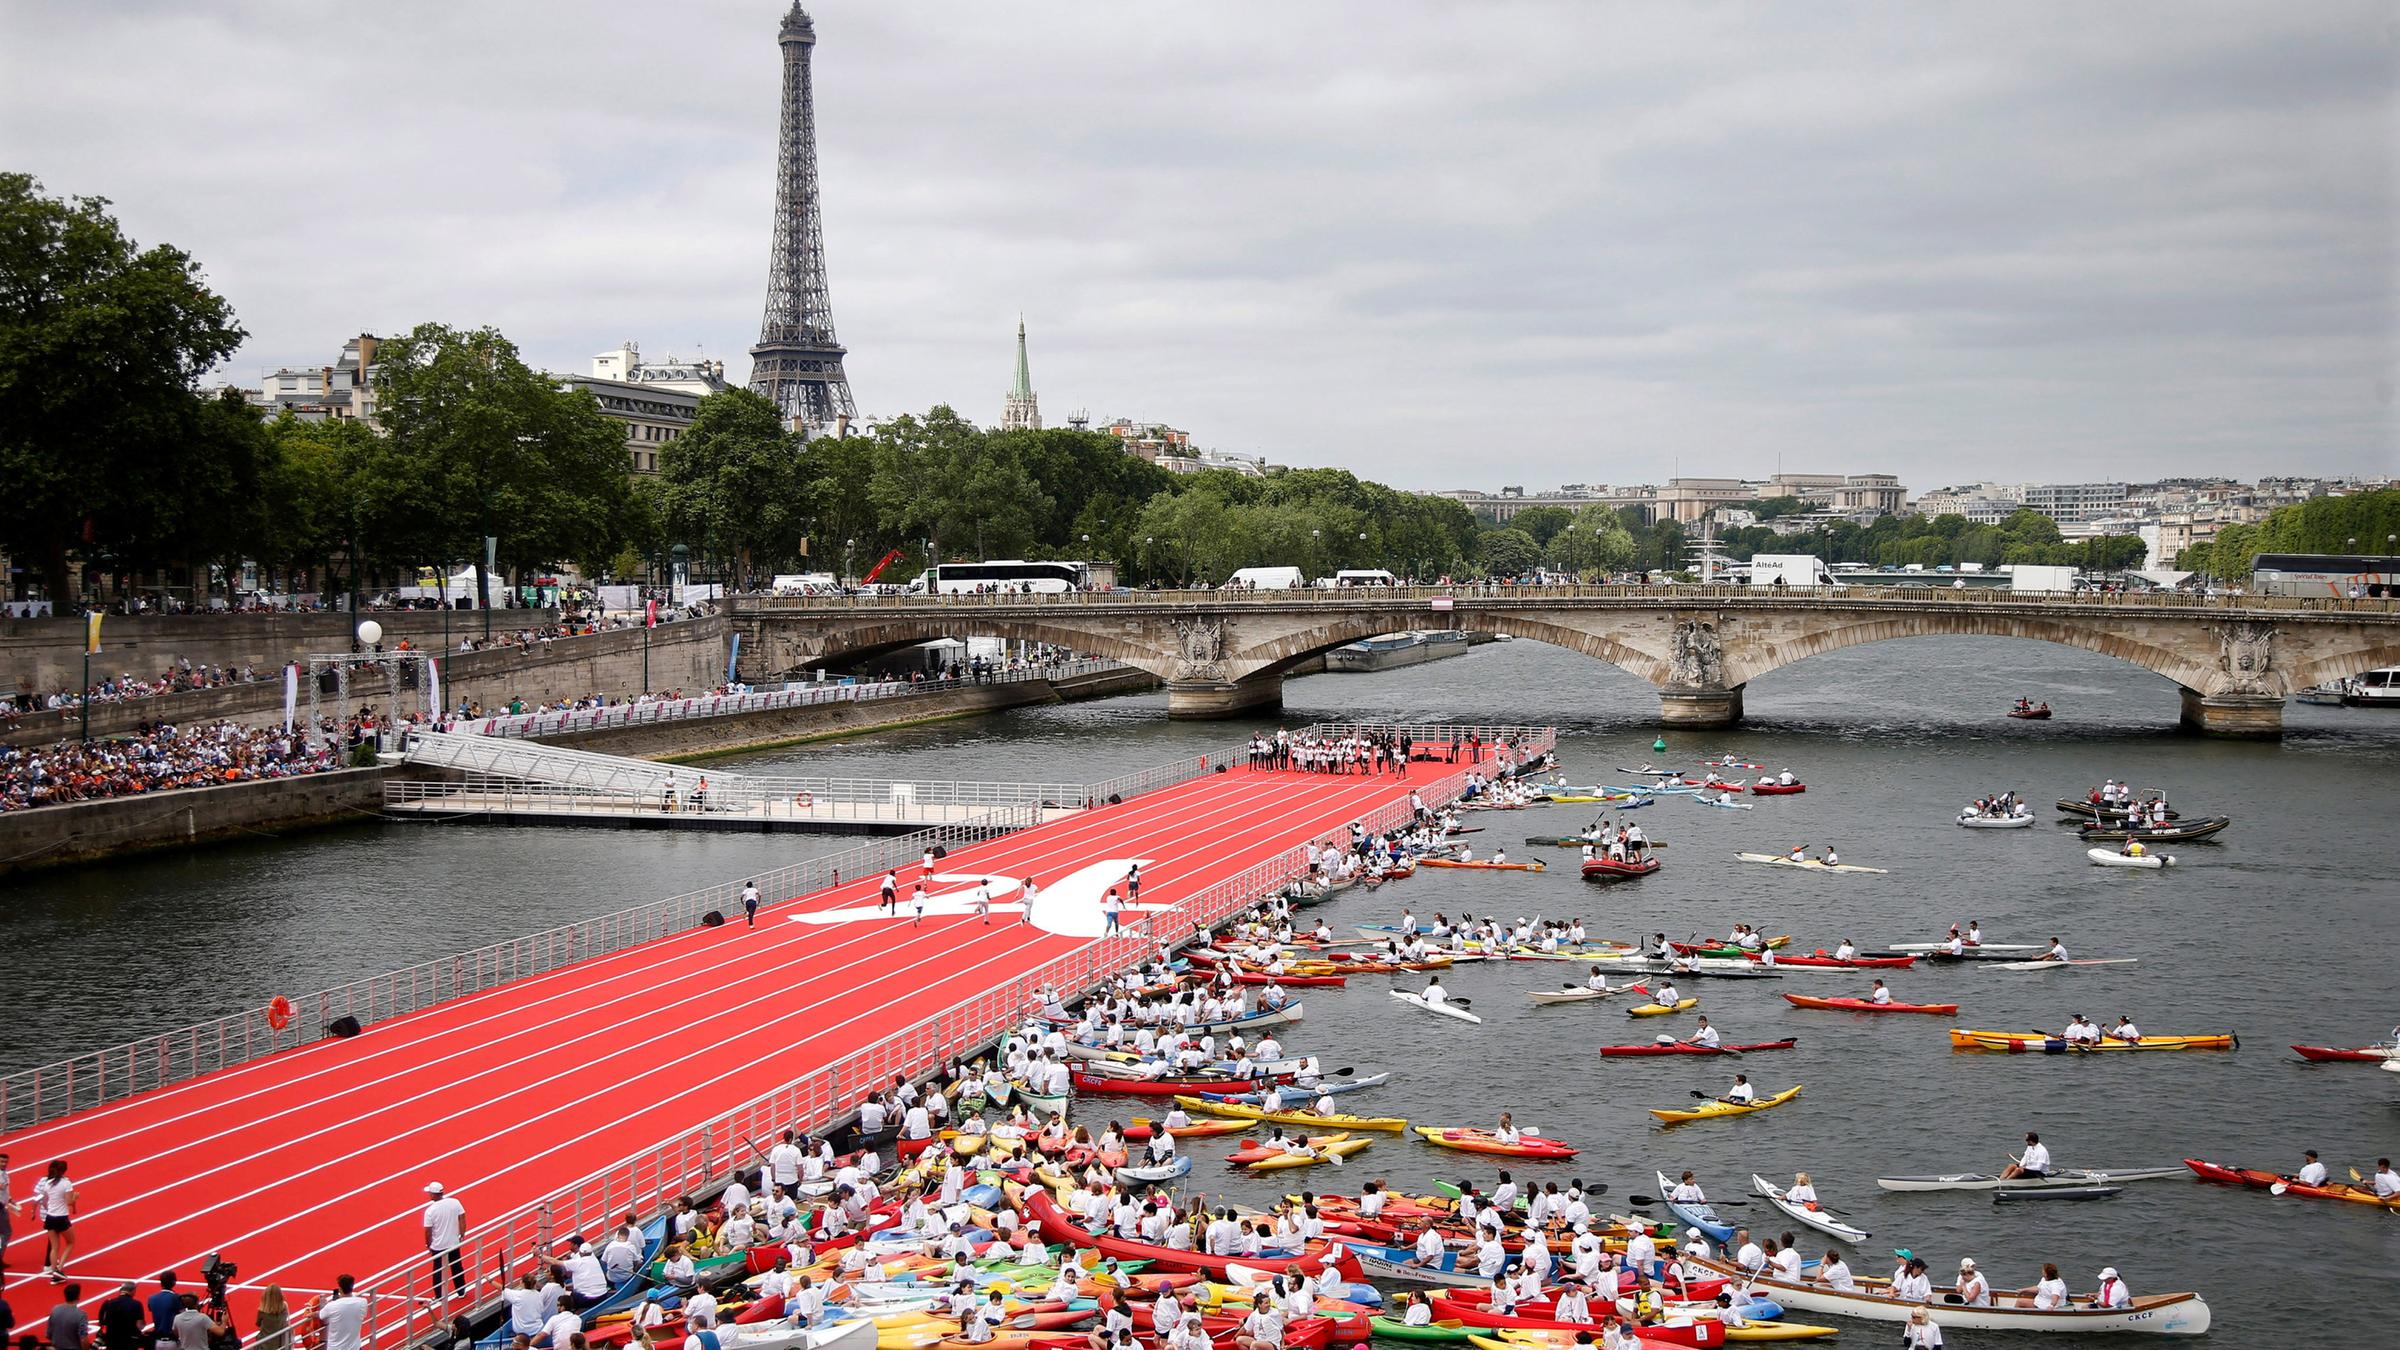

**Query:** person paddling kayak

left=1720, top=1074, right=1756, bottom=1105
left=1998, top=1132, right=2052, bottom=1180
left=1686, top=1016, right=1722, bottom=1049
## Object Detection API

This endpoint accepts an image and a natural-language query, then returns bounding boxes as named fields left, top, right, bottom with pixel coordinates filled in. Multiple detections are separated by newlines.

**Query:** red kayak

left=1417, top=1127, right=1580, bottom=1159
left=1582, top=856, right=1660, bottom=880
left=1069, top=1069, right=1295, bottom=1096
left=1782, top=993, right=1957, bottom=1015
left=1749, top=783, right=1806, bottom=795
left=2290, top=1044, right=2400, bottom=1064
left=1598, top=1037, right=1798, bottom=1057
left=1431, top=1291, right=1728, bottom=1345
left=2183, top=1157, right=2399, bottom=1208
left=1025, top=1186, right=1362, bottom=1279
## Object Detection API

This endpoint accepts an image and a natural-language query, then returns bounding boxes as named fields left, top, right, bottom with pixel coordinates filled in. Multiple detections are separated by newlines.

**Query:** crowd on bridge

left=1, top=719, right=353, bottom=814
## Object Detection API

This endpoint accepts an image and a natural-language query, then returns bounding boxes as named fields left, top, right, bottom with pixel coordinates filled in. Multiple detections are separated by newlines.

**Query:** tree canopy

left=2177, top=488, right=2400, bottom=579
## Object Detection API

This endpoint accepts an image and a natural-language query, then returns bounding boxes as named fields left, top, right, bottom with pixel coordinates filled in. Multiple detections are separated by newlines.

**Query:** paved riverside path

left=0, top=759, right=1446, bottom=1323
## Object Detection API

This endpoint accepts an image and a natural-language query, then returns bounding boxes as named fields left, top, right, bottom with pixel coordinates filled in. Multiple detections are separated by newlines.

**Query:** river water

left=7, top=637, right=2398, bottom=1341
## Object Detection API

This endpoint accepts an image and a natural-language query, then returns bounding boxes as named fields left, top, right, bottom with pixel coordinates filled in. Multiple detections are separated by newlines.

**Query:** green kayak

left=1369, top=1318, right=1476, bottom=1342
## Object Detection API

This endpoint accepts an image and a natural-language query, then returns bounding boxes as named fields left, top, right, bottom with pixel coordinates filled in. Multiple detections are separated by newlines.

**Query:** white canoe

left=1890, top=942, right=2043, bottom=953
left=722, top=1320, right=878, bottom=1350
left=2089, top=848, right=2175, bottom=868
left=1691, top=1256, right=2211, bottom=1335
left=1693, top=797, right=1753, bottom=810
left=1115, top=1155, right=1194, bottom=1185
left=1752, top=1173, right=1869, bottom=1242
left=1529, top=984, right=1643, bottom=1004
left=1390, top=989, right=1483, bottom=1024
left=1987, top=957, right=2141, bottom=971
left=1876, top=1165, right=2186, bottom=1192
left=1958, top=811, right=2036, bottom=828
left=1735, top=852, right=1890, bottom=874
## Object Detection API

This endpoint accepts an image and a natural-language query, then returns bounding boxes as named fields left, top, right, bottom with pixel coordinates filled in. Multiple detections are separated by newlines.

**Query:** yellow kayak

left=1948, top=1028, right=2238, bottom=1053
left=1628, top=998, right=1700, bottom=1017
left=1174, top=1094, right=1409, bottom=1131
left=1650, top=1084, right=1802, bottom=1125
left=1245, top=1137, right=1373, bottom=1170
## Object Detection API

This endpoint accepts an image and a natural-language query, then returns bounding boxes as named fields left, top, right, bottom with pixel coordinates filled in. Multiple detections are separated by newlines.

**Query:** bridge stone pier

left=729, top=589, right=2400, bottom=737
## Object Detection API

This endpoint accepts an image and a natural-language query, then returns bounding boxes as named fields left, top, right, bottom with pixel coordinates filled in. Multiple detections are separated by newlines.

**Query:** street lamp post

left=844, top=538, right=855, bottom=588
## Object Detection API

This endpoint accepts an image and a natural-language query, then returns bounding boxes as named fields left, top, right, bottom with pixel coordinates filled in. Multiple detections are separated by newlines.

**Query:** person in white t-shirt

left=536, top=1305, right=581, bottom=1350
left=2028, top=1263, right=2069, bottom=1310
left=1901, top=1307, right=1944, bottom=1349
left=1999, top=1132, right=2051, bottom=1180
left=318, top=1278, right=370, bottom=1350
left=503, top=1274, right=547, bottom=1338
left=2090, top=1267, right=2133, bottom=1310
left=421, top=1182, right=467, bottom=1298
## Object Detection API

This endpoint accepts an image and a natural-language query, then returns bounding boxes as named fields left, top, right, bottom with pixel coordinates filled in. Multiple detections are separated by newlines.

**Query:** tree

left=1479, top=528, right=1542, bottom=577
left=0, top=174, right=246, bottom=598
left=656, top=388, right=807, bottom=589
left=1544, top=507, right=1638, bottom=577
left=1508, top=506, right=1574, bottom=546
left=373, top=323, right=637, bottom=605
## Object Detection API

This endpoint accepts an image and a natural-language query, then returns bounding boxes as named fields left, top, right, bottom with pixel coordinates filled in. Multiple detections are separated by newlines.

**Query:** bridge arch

left=1234, top=613, right=1673, bottom=686
left=745, top=615, right=1183, bottom=681
left=2282, top=641, right=2400, bottom=693
left=1720, top=610, right=2219, bottom=692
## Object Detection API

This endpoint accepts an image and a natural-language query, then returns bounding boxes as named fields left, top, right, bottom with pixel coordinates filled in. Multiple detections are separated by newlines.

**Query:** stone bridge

left=728, top=587, right=2400, bottom=736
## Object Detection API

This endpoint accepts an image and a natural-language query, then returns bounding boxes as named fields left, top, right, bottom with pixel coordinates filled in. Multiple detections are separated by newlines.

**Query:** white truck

left=1747, top=554, right=1835, bottom=589
left=2007, top=564, right=2079, bottom=593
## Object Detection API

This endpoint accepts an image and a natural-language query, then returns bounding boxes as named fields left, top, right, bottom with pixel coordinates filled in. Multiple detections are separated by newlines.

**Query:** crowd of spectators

left=6, top=660, right=267, bottom=718
left=1, top=719, right=354, bottom=814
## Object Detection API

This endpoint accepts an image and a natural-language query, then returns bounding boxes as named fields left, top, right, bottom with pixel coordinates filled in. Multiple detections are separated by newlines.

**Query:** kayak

left=1985, top=957, right=2140, bottom=971
left=1650, top=1085, right=1802, bottom=1125
left=1876, top=1165, right=2185, bottom=1192
left=1198, top=1072, right=1394, bottom=1106
left=1414, top=1127, right=1580, bottom=1159
left=1676, top=946, right=1912, bottom=969
left=1749, top=783, right=1806, bottom=795
left=1125, top=1117, right=1253, bottom=1139
left=1888, top=941, right=2042, bottom=954
left=1751, top=1174, right=1866, bottom=1242
left=1947, top=1029, right=2237, bottom=1053
left=1598, top=1037, right=1797, bottom=1057
left=2291, top=1043, right=2400, bottom=1063
left=1021, top=1187, right=1361, bottom=1280
left=1174, top=1094, right=1410, bottom=1131
left=2088, top=848, right=2176, bottom=868
left=1391, top=989, right=1484, bottom=1024
left=1691, top=796, right=1753, bottom=810
left=1580, top=856, right=1660, bottom=880
left=2182, top=1157, right=2400, bottom=1208
left=1069, top=1070, right=1296, bottom=1096
left=1781, top=994, right=1956, bottom=1015
left=1115, top=1156, right=1194, bottom=1185
left=1993, top=1184, right=2122, bottom=1201
left=1528, top=984, right=1647, bottom=1005
left=1230, top=1135, right=1373, bottom=1168
left=1415, top=859, right=1545, bottom=872
left=1733, top=853, right=1886, bottom=874
left=1628, top=998, right=1701, bottom=1017
left=1366, top=1318, right=1476, bottom=1342
left=1654, top=1170, right=1735, bottom=1242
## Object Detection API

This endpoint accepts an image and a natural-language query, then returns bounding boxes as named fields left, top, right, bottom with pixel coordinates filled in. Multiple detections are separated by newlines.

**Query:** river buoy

left=1652, top=736, right=1668, bottom=753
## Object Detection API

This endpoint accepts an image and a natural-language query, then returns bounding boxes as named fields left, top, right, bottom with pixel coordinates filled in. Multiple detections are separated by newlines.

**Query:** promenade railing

left=349, top=739, right=1517, bottom=1350
left=449, top=659, right=1129, bottom=741
left=730, top=585, right=2399, bottom=616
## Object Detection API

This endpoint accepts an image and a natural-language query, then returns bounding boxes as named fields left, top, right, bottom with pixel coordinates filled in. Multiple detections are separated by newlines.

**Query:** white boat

left=1752, top=1173, right=1868, bottom=1242
left=1690, top=1256, right=2211, bottom=1335
left=1890, top=941, right=2042, bottom=954
left=1390, top=989, right=1482, bottom=1023
left=2382, top=1059, right=2400, bottom=1074
left=1340, top=1242, right=1489, bottom=1288
left=1957, top=809, right=2035, bottom=829
left=1692, top=795, right=1753, bottom=810
left=1876, top=1165, right=2186, bottom=1192
left=1735, top=852, right=1889, bottom=874
left=2089, top=848, right=2175, bottom=869
left=721, top=1319, right=879, bottom=1350
left=1115, top=1155, right=1193, bottom=1185
left=2343, top=665, right=2400, bottom=706
left=1987, top=957, right=2141, bottom=972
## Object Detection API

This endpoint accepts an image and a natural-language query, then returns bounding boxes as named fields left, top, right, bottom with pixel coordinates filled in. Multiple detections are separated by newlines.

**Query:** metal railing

left=350, top=744, right=1514, bottom=1350
left=380, top=775, right=1088, bottom=825
left=730, top=585, right=2400, bottom=618
left=449, top=659, right=1130, bottom=741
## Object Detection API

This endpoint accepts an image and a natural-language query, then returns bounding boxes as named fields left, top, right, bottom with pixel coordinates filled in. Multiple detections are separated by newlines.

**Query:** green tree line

left=1475, top=502, right=2148, bottom=576
left=2175, top=488, right=2400, bottom=580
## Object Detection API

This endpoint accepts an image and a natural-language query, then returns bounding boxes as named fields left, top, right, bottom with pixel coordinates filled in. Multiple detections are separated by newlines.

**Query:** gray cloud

left=3, top=0, right=2390, bottom=488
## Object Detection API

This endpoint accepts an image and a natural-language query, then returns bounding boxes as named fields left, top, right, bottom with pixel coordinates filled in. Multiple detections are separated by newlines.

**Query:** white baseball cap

left=426, top=1182, right=445, bottom=1194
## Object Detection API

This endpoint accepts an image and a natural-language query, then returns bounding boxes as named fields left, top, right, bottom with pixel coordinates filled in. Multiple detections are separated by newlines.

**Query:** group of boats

left=1949, top=784, right=2235, bottom=870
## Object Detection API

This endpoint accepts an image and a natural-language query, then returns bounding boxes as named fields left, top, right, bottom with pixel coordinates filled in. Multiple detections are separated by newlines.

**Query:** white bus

left=907, top=560, right=1092, bottom=595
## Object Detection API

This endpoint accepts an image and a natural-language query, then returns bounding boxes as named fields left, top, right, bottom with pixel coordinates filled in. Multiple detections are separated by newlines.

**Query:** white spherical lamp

left=356, top=619, right=384, bottom=647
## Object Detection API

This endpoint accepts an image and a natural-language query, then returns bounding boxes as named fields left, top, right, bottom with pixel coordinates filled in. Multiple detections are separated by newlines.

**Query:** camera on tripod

left=202, top=1253, right=238, bottom=1304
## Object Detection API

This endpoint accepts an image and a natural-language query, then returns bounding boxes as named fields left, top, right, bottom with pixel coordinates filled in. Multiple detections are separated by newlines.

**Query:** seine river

left=8, top=637, right=2397, bottom=1343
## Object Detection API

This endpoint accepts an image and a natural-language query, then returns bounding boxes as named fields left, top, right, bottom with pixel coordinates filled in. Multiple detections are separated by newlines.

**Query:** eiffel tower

left=748, top=2, right=856, bottom=435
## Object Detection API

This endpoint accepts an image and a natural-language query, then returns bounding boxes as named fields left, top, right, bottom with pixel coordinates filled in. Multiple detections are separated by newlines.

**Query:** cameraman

left=171, top=1294, right=229, bottom=1350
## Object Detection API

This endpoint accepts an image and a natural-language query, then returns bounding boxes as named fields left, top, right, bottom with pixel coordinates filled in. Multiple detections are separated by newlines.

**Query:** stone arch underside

left=2283, top=640, right=2400, bottom=692
left=747, top=617, right=1182, bottom=680
left=1229, top=610, right=1676, bottom=686
left=1722, top=613, right=2219, bottom=692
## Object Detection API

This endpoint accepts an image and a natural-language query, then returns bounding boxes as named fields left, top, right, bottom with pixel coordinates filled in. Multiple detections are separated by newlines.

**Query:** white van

left=1228, top=566, right=1306, bottom=590
left=771, top=573, right=838, bottom=596
left=1320, top=569, right=1400, bottom=588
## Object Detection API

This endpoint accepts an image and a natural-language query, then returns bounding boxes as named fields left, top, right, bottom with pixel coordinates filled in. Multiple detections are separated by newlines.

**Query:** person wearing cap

left=2091, top=1267, right=2133, bottom=1310
left=1901, top=1306, right=1944, bottom=1348
left=421, top=1182, right=466, bottom=1299
left=1892, top=1256, right=1932, bottom=1304
left=2296, top=1150, right=2329, bottom=1186
left=562, top=1243, right=608, bottom=1309
left=1954, top=1257, right=1990, bottom=1307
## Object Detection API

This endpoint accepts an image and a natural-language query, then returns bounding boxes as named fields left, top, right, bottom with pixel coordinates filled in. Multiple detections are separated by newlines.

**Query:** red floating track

left=0, top=760, right=1459, bottom=1325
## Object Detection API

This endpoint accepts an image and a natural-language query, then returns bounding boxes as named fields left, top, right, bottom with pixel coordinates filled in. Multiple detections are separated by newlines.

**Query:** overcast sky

left=5, top=1, right=2393, bottom=490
